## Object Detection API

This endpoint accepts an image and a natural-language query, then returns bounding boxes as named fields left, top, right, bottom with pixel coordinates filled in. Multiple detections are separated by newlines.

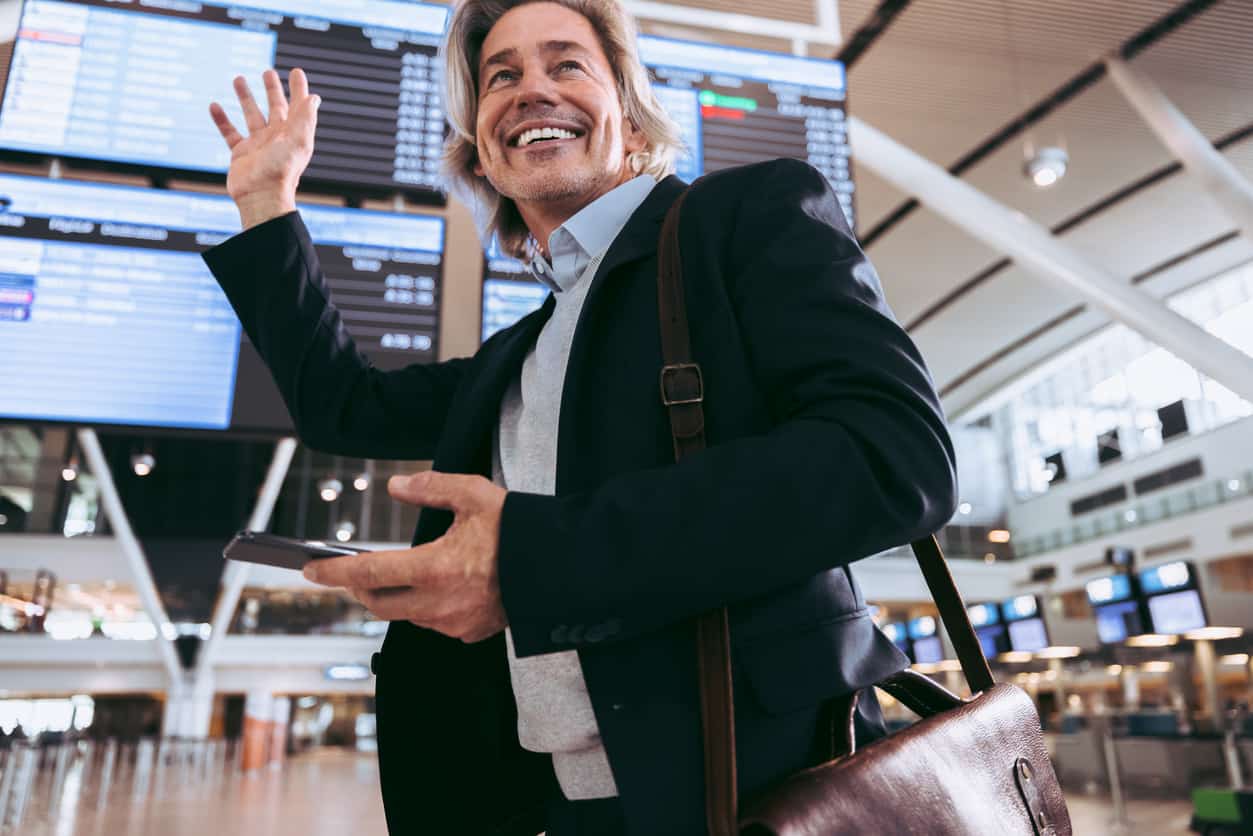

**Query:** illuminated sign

left=1001, top=595, right=1040, bottom=622
left=1086, top=573, right=1133, bottom=605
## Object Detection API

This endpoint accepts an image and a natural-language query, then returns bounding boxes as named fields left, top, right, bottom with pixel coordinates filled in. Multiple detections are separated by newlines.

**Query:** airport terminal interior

left=1, top=0, right=1253, bottom=832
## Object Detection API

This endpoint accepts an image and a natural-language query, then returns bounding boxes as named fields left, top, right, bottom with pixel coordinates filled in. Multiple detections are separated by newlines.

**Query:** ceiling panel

left=850, top=0, right=1253, bottom=424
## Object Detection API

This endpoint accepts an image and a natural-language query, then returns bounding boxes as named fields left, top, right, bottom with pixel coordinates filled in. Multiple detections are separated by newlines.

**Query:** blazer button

left=370, top=652, right=382, bottom=676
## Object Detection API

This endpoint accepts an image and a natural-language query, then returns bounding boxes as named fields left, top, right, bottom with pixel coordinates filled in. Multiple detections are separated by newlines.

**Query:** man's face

left=473, top=2, right=645, bottom=213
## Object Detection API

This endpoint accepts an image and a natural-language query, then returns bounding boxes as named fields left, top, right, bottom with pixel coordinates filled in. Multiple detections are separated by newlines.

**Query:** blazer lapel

left=442, top=295, right=555, bottom=477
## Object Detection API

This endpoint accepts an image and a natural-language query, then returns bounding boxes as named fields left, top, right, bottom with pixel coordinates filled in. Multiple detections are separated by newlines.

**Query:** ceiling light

left=983, top=553, right=997, bottom=564
left=334, top=521, right=356, bottom=543
left=1106, top=664, right=1123, bottom=676
left=1227, top=479, right=1242, bottom=492
left=319, top=478, right=343, bottom=503
left=61, top=464, right=78, bottom=482
left=1220, top=654, right=1249, bottom=666
left=1183, top=626, right=1243, bottom=641
left=1125, top=633, right=1178, bottom=648
left=1123, top=510, right=1137, bottom=523
left=988, top=529, right=1011, bottom=543
left=1024, top=146, right=1068, bottom=188
left=131, top=452, right=155, bottom=477
left=353, top=473, right=370, bottom=491
left=1141, top=660, right=1173, bottom=673
left=958, top=502, right=972, bottom=515
left=998, top=651, right=1035, bottom=663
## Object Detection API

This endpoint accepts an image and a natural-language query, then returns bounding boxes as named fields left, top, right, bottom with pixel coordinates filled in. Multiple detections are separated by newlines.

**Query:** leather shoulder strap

left=655, top=192, right=994, bottom=836
left=656, top=192, right=739, bottom=835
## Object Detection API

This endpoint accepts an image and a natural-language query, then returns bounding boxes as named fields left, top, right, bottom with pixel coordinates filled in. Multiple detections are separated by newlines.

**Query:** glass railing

left=1014, top=468, right=1253, bottom=558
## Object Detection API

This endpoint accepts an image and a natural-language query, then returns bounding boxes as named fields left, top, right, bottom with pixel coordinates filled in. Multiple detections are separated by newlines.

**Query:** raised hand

left=208, top=68, right=321, bottom=230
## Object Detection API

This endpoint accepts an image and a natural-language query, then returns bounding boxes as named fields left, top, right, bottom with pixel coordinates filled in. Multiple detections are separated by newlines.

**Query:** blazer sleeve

left=500, top=159, right=958, bottom=657
left=202, top=212, right=468, bottom=459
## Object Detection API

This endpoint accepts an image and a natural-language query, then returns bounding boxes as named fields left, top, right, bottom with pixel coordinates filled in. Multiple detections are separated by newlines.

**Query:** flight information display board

left=481, top=238, right=546, bottom=343
left=0, top=174, right=444, bottom=431
left=639, top=36, right=854, bottom=229
left=0, top=0, right=449, bottom=197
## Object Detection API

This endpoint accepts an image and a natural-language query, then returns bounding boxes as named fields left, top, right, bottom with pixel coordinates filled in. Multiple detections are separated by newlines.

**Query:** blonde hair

left=441, top=0, right=683, bottom=258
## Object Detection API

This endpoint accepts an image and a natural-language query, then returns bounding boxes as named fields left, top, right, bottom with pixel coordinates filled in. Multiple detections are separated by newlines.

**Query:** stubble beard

left=500, top=161, right=602, bottom=205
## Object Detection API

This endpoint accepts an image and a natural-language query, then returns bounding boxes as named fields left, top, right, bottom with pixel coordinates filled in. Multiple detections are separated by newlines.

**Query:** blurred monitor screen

left=1086, top=573, right=1133, bottom=606
left=882, top=622, right=909, bottom=652
left=1139, top=561, right=1193, bottom=595
left=481, top=238, right=546, bottom=343
left=911, top=635, right=943, bottom=664
left=975, top=624, right=1010, bottom=658
left=0, top=0, right=449, bottom=197
left=1007, top=617, right=1049, bottom=653
left=638, top=36, right=853, bottom=229
left=1147, top=589, right=1207, bottom=635
left=1001, top=594, right=1040, bottom=622
left=1105, top=545, right=1135, bottom=568
left=0, top=173, right=443, bottom=431
left=907, top=615, right=937, bottom=639
left=1094, top=599, right=1144, bottom=644
left=967, top=603, right=1000, bottom=627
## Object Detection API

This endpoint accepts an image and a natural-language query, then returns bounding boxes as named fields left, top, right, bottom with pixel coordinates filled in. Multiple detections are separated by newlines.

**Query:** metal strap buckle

left=660, top=363, right=704, bottom=406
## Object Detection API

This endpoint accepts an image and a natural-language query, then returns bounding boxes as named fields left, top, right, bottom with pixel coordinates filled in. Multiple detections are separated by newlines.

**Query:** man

left=204, top=1, right=957, bottom=833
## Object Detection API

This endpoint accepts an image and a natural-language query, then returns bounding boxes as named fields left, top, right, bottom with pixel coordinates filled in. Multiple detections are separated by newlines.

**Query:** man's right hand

left=209, top=68, right=321, bottom=230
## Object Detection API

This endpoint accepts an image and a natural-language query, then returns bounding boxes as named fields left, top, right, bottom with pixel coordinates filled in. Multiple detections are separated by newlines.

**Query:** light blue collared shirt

left=527, top=173, right=657, bottom=294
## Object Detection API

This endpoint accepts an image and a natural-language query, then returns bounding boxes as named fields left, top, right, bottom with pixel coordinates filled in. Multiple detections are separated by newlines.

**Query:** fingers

left=304, top=546, right=431, bottom=590
left=355, top=587, right=426, bottom=622
left=262, top=69, right=288, bottom=123
left=208, top=102, right=244, bottom=149
left=388, top=471, right=489, bottom=512
left=289, top=67, right=310, bottom=102
left=233, top=75, right=267, bottom=134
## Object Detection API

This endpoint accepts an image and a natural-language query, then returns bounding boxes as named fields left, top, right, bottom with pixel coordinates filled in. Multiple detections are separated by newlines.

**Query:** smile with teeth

left=512, top=126, right=581, bottom=147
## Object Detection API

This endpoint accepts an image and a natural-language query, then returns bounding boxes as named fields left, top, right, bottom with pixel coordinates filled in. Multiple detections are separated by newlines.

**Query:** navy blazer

left=204, top=158, right=958, bottom=835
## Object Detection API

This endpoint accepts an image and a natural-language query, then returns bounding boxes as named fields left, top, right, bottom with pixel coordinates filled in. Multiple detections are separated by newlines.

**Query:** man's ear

left=624, top=118, right=647, bottom=154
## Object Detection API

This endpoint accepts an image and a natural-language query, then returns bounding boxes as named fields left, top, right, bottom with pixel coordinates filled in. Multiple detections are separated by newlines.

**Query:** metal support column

left=77, top=429, right=182, bottom=681
left=849, top=116, right=1253, bottom=404
left=194, top=438, right=298, bottom=682
left=1105, top=55, right=1253, bottom=245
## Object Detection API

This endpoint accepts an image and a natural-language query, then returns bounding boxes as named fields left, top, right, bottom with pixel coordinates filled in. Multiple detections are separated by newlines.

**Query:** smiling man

left=203, top=1, right=957, bottom=834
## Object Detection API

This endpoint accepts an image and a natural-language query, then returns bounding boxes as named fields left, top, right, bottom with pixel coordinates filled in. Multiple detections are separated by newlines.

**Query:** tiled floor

left=11, top=746, right=1204, bottom=835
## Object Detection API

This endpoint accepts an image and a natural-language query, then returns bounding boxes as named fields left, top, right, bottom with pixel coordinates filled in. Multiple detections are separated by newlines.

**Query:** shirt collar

left=528, top=174, right=657, bottom=293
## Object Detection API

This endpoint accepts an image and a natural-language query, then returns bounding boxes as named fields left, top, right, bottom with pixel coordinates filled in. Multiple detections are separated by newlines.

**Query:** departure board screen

left=0, top=174, right=444, bottom=431
left=0, top=0, right=448, bottom=197
left=638, top=36, right=854, bottom=229
left=481, top=238, right=546, bottom=343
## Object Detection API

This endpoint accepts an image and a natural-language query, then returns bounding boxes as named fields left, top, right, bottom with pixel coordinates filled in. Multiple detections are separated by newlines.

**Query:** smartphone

left=223, top=530, right=367, bottom=571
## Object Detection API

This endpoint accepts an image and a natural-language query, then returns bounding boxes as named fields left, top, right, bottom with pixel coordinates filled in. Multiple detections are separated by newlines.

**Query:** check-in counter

left=1049, top=729, right=1107, bottom=789
left=1112, top=737, right=1227, bottom=794
left=1240, top=740, right=1253, bottom=778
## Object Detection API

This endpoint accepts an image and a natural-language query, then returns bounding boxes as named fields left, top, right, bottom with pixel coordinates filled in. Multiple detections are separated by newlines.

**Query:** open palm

left=208, top=68, right=320, bottom=215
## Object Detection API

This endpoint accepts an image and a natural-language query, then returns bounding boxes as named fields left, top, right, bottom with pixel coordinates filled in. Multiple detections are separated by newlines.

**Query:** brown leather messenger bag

left=655, top=191, right=1073, bottom=836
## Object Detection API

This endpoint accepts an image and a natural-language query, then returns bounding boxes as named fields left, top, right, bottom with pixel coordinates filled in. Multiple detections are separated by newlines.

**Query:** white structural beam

left=76, top=429, right=183, bottom=682
left=1105, top=55, right=1253, bottom=245
left=194, top=437, right=298, bottom=678
left=848, top=116, right=1253, bottom=404
left=625, top=0, right=841, bottom=46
